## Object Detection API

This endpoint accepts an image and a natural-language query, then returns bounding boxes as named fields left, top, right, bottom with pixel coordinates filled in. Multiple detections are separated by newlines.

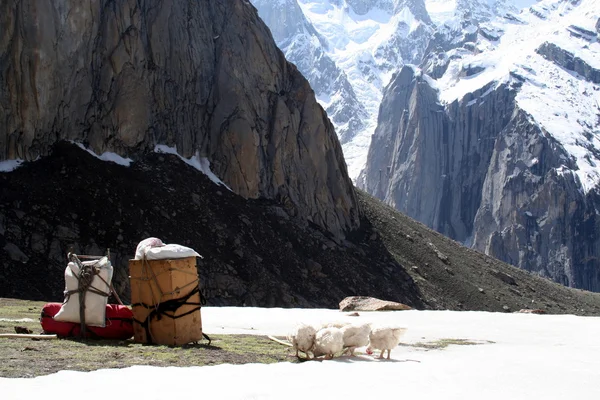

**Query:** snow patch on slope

left=75, top=143, right=132, bottom=167
left=0, top=159, right=24, bottom=172
left=154, top=145, right=231, bottom=190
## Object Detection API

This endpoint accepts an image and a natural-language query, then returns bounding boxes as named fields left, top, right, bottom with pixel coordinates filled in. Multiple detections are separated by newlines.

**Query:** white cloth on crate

left=144, top=244, right=202, bottom=260
left=135, top=237, right=201, bottom=260
left=134, top=237, right=165, bottom=260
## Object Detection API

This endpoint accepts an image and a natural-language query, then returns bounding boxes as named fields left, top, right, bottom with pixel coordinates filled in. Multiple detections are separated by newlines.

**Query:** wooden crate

left=129, top=257, right=202, bottom=346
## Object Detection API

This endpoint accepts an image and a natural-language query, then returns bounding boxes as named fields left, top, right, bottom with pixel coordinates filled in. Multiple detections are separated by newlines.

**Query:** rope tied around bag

left=66, top=253, right=111, bottom=337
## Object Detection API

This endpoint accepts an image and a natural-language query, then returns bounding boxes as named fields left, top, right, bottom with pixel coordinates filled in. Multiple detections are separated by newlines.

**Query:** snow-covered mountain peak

left=253, top=0, right=598, bottom=186
left=343, top=0, right=395, bottom=15
left=252, top=0, right=600, bottom=291
left=294, top=0, right=434, bottom=178
left=433, top=0, right=600, bottom=191
left=426, top=0, right=540, bottom=25
left=297, top=0, right=430, bottom=52
left=252, top=0, right=328, bottom=48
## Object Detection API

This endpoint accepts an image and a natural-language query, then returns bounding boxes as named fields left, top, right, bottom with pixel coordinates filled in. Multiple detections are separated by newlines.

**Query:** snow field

left=3, top=307, right=599, bottom=400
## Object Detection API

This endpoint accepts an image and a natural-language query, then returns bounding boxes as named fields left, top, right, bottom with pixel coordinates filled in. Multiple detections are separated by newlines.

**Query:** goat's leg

left=387, top=349, right=391, bottom=360
left=379, top=350, right=385, bottom=359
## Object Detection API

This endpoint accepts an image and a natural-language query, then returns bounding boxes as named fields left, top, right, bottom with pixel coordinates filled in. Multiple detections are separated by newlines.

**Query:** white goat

left=366, top=326, right=407, bottom=359
left=313, top=326, right=344, bottom=359
left=287, top=324, right=317, bottom=359
left=340, top=323, right=372, bottom=356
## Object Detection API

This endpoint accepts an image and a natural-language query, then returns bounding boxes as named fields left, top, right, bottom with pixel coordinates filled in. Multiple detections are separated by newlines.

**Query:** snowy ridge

left=251, top=0, right=369, bottom=152
left=426, top=0, right=540, bottom=25
left=74, top=143, right=132, bottom=167
left=254, top=0, right=599, bottom=187
left=434, top=0, right=600, bottom=192
left=0, top=159, right=24, bottom=172
left=253, top=0, right=542, bottom=180
left=154, top=145, right=231, bottom=190
left=0, top=144, right=231, bottom=191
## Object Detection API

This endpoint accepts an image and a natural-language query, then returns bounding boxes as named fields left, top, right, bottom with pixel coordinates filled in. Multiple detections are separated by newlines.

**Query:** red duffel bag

left=41, top=303, right=134, bottom=340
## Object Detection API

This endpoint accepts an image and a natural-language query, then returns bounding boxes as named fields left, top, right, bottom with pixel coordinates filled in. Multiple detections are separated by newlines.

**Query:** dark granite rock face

left=472, top=111, right=600, bottom=291
left=0, top=0, right=359, bottom=238
left=357, top=66, right=447, bottom=227
left=537, top=42, right=600, bottom=84
left=359, top=66, right=600, bottom=292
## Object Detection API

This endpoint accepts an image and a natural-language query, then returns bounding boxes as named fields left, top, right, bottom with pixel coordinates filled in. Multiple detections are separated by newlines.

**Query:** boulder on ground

left=339, top=296, right=412, bottom=312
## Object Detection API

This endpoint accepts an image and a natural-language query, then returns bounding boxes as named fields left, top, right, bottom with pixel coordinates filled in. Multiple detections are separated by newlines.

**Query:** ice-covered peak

left=345, top=0, right=396, bottom=15
left=295, top=0, right=435, bottom=178
left=394, top=0, right=433, bottom=24
left=252, top=0, right=328, bottom=49
left=426, top=0, right=540, bottom=25
left=434, top=0, right=600, bottom=192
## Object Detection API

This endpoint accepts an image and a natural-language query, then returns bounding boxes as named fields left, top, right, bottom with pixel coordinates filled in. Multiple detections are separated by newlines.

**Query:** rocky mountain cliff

left=251, top=0, right=368, bottom=146
left=0, top=0, right=359, bottom=238
left=251, top=0, right=435, bottom=178
left=359, top=0, right=600, bottom=291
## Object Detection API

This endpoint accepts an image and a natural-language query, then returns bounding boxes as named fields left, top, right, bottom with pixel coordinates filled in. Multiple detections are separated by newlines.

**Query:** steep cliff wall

left=473, top=111, right=600, bottom=291
left=360, top=66, right=600, bottom=291
left=0, top=0, right=359, bottom=237
left=359, top=0, right=600, bottom=292
left=360, top=66, right=518, bottom=242
left=358, top=66, right=447, bottom=229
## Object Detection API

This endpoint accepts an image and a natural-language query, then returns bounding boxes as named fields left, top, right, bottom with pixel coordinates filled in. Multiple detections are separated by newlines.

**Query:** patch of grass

left=0, top=298, right=45, bottom=336
left=0, top=298, right=45, bottom=320
left=216, top=334, right=290, bottom=364
left=0, top=298, right=294, bottom=378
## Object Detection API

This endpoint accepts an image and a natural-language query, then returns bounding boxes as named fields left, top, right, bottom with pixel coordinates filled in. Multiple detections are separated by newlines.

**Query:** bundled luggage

left=42, top=251, right=132, bottom=339
left=40, top=240, right=206, bottom=344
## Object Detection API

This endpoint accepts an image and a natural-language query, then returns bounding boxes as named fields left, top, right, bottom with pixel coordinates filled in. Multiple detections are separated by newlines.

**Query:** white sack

left=134, top=237, right=165, bottom=260
left=143, top=244, right=201, bottom=260
left=54, top=256, right=113, bottom=327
